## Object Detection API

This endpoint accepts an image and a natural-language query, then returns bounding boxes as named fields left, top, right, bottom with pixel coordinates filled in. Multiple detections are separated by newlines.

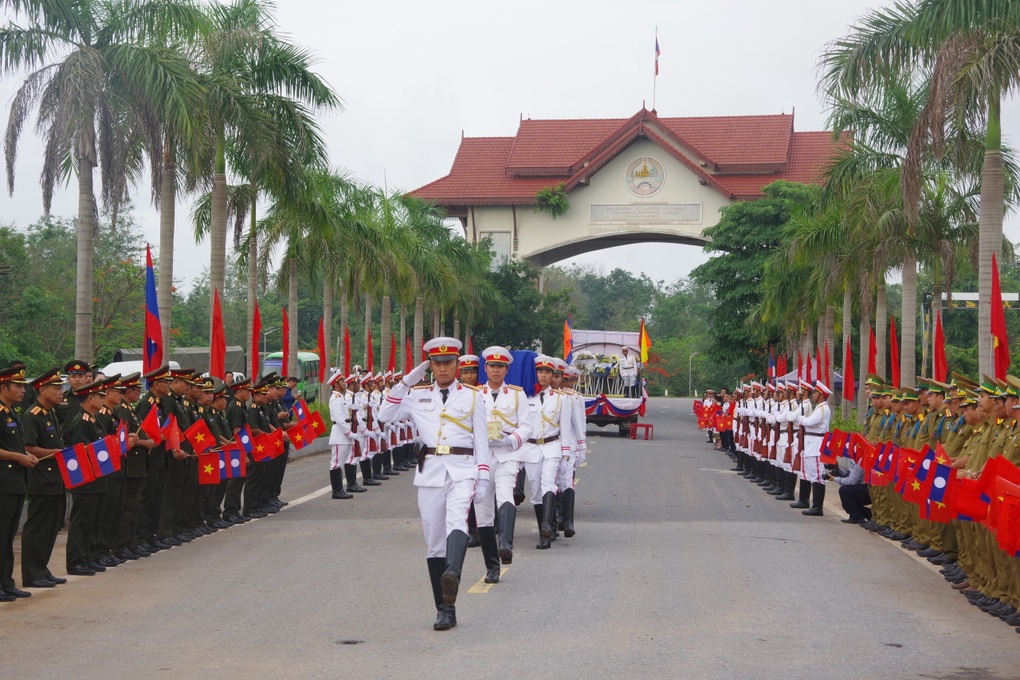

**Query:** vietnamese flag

left=902, top=447, right=936, bottom=505
left=140, top=405, right=162, bottom=445
left=309, top=410, right=327, bottom=437
left=56, top=443, right=95, bottom=489
left=267, top=427, right=286, bottom=457
left=889, top=316, right=900, bottom=388
left=287, top=422, right=313, bottom=450
left=210, top=288, right=226, bottom=379
left=317, top=316, right=327, bottom=383
left=991, top=253, right=1011, bottom=379
left=198, top=452, right=221, bottom=485
left=184, top=418, right=215, bottom=455
left=933, top=310, right=947, bottom=382
left=164, top=415, right=182, bottom=453
left=250, top=432, right=273, bottom=462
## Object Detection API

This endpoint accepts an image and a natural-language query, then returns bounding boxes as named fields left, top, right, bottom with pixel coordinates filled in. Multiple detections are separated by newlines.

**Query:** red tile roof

left=410, top=109, right=841, bottom=207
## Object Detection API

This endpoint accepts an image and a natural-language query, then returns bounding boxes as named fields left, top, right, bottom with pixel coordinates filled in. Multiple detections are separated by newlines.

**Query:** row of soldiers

left=0, top=360, right=298, bottom=602
left=855, top=373, right=1020, bottom=633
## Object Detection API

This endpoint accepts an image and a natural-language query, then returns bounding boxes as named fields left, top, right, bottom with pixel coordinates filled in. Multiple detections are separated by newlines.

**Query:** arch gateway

left=410, top=107, right=840, bottom=267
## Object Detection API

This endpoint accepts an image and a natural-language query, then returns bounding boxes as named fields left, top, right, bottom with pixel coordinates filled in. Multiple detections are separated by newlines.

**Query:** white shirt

left=478, top=381, right=532, bottom=463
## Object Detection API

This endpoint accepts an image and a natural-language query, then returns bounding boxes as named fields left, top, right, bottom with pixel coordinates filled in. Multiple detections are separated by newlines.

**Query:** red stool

left=629, top=423, right=654, bottom=440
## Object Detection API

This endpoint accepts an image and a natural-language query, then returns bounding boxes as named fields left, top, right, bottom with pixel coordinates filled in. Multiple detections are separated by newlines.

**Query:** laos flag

left=56, top=444, right=95, bottom=488
left=221, top=444, right=247, bottom=479
left=144, top=244, right=164, bottom=375
left=87, top=437, right=120, bottom=477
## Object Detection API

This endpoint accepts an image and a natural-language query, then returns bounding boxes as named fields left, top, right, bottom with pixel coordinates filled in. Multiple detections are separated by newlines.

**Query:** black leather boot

left=561, top=488, right=575, bottom=537
left=749, top=460, right=765, bottom=483
left=330, top=468, right=352, bottom=499
left=497, top=502, right=516, bottom=564
left=345, top=463, right=366, bottom=492
left=428, top=558, right=456, bottom=631
left=383, top=450, right=398, bottom=475
left=802, top=483, right=826, bottom=516
left=534, top=504, right=550, bottom=549
left=540, top=491, right=557, bottom=539
left=360, top=459, right=380, bottom=485
left=514, top=469, right=527, bottom=506
left=466, top=505, right=480, bottom=547
left=790, top=479, right=811, bottom=509
left=478, top=526, right=501, bottom=583
left=371, top=455, right=389, bottom=480
left=776, top=471, right=796, bottom=501
left=441, top=530, right=469, bottom=605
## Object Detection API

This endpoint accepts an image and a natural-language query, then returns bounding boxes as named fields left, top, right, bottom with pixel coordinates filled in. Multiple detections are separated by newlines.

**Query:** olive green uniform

left=20, top=402, right=66, bottom=583
left=0, top=400, right=28, bottom=592
left=65, top=409, right=109, bottom=570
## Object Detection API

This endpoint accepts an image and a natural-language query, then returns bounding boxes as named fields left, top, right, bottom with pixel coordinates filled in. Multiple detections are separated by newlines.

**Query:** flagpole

left=652, top=26, right=658, bottom=111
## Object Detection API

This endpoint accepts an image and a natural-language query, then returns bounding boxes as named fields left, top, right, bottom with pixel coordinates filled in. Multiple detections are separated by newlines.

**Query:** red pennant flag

left=806, top=352, right=813, bottom=384
left=252, top=301, right=262, bottom=379
left=366, top=327, right=374, bottom=373
left=250, top=432, right=274, bottom=462
left=933, top=310, right=947, bottom=382
left=816, top=350, right=822, bottom=386
left=140, top=406, right=162, bottom=445
left=343, top=326, right=351, bottom=375
left=198, top=452, right=221, bottom=485
left=317, top=317, right=327, bottom=383
left=867, top=325, right=877, bottom=374
left=388, top=333, right=397, bottom=372
left=823, top=340, right=830, bottom=388
left=889, top=316, right=900, bottom=388
left=210, top=288, right=226, bottom=379
left=309, top=410, right=327, bottom=437
left=843, top=336, right=855, bottom=402
left=184, top=418, right=215, bottom=455
left=405, top=336, right=412, bottom=374
left=282, top=307, right=290, bottom=379
left=467, top=334, right=474, bottom=357
left=797, top=351, right=803, bottom=380
left=992, top=253, right=1011, bottom=380
left=165, top=415, right=182, bottom=453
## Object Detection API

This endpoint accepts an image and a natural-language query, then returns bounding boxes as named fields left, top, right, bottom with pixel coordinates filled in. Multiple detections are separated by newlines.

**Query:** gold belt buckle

left=435, top=445, right=451, bottom=454
left=536, top=438, right=545, bottom=445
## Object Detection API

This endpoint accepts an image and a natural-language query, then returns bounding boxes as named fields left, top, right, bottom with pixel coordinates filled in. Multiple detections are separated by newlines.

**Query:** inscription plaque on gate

left=588, top=203, right=702, bottom=226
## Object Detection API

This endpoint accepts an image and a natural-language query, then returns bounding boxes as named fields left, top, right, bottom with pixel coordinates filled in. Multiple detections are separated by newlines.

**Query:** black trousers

left=243, top=460, right=268, bottom=513
left=22, top=493, right=63, bottom=582
left=158, top=457, right=187, bottom=539
left=67, top=493, right=105, bottom=567
left=0, top=493, right=25, bottom=589
left=138, top=465, right=166, bottom=541
left=224, top=477, right=245, bottom=515
left=120, top=477, right=145, bottom=550
left=99, top=476, right=125, bottom=553
left=838, top=484, right=873, bottom=521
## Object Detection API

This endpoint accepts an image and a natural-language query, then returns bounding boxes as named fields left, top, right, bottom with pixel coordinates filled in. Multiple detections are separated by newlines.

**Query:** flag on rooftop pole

left=144, top=245, right=163, bottom=376
left=655, top=36, right=661, bottom=76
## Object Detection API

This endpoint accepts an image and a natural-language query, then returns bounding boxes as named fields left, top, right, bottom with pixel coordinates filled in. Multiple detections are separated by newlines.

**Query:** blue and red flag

left=56, top=443, right=95, bottom=489
left=220, top=444, right=247, bottom=479
left=654, top=37, right=661, bottom=75
left=926, top=462, right=957, bottom=523
left=144, top=244, right=164, bottom=375
left=86, top=437, right=120, bottom=477
left=767, top=349, right=776, bottom=384
left=235, top=424, right=254, bottom=457
left=563, top=314, right=573, bottom=364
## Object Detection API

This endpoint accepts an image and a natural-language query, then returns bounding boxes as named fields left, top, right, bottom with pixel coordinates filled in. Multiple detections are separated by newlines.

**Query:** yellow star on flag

left=194, top=433, right=206, bottom=442
left=203, top=463, right=215, bottom=475
left=911, top=480, right=921, bottom=491
left=255, top=444, right=265, bottom=453
left=934, top=502, right=946, bottom=509
left=294, top=433, right=303, bottom=442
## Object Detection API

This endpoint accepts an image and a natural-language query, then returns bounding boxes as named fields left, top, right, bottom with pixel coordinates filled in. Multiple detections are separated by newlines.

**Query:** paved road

left=2, top=398, right=1018, bottom=679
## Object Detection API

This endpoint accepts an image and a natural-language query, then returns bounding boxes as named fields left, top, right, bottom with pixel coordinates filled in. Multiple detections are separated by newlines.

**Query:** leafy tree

left=471, top=259, right=571, bottom=351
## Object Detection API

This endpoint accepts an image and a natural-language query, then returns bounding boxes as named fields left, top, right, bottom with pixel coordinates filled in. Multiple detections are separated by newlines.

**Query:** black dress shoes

left=0, top=590, right=15, bottom=602
left=46, top=575, right=68, bottom=584
left=24, top=578, right=57, bottom=588
left=5, top=586, right=31, bottom=598
left=67, top=563, right=96, bottom=576
left=841, top=517, right=864, bottom=524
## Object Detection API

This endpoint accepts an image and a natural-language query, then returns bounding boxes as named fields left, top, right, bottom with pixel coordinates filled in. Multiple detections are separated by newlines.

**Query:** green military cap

left=952, top=372, right=978, bottom=390
left=30, top=367, right=64, bottom=389
left=143, top=363, right=172, bottom=382
left=1005, top=375, right=1020, bottom=399
left=865, top=373, right=886, bottom=387
left=73, top=378, right=107, bottom=398
left=102, top=374, right=123, bottom=392
left=199, top=377, right=216, bottom=392
left=0, top=365, right=30, bottom=385
left=926, top=379, right=950, bottom=395
left=120, top=372, right=142, bottom=389
left=915, top=377, right=930, bottom=391
left=213, top=383, right=229, bottom=398
left=901, top=387, right=919, bottom=402
left=889, top=389, right=904, bottom=402
left=979, top=374, right=999, bottom=395
left=960, top=390, right=979, bottom=407
left=229, top=378, right=251, bottom=392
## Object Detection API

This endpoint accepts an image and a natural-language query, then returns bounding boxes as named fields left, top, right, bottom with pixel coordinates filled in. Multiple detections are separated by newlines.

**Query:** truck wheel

left=619, top=425, right=630, bottom=437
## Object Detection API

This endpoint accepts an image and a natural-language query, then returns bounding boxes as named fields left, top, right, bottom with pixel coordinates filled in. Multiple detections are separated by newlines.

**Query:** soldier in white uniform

left=797, top=380, right=832, bottom=516
left=523, top=355, right=575, bottom=550
left=378, top=338, right=490, bottom=632
left=327, top=370, right=354, bottom=500
left=618, top=346, right=639, bottom=397
left=558, top=366, right=586, bottom=537
left=474, top=347, right=531, bottom=574
left=788, top=379, right=816, bottom=509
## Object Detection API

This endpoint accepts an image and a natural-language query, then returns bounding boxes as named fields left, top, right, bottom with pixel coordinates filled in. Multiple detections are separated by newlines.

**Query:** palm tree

left=1, top=0, right=203, bottom=360
left=820, top=0, right=1020, bottom=376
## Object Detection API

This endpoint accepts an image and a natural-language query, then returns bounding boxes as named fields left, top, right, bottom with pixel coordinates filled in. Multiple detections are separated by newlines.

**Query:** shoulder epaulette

left=462, top=384, right=480, bottom=391
left=508, top=385, right=523, bottom=391
left=29, top=406, right=42, bottom=415
left=411, top=385, right=430, bottom=390
left=0, top=404, right=8, bottom=413
left=82, top=412, right=90, bottom=421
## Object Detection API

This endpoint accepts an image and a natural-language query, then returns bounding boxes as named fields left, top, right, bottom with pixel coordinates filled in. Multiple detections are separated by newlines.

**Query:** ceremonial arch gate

left=410, top=107, right=839, bottom=267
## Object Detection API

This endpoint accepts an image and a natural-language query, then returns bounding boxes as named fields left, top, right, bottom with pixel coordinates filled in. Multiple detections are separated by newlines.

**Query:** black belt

left=527, top=435, right=559, bottom=445
left=423, top=446, right=474, bottom=456
left=804, top=431, right=826, bottom=436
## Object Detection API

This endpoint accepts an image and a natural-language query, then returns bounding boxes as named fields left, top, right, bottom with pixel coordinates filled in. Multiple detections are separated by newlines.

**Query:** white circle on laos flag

left=98, top=451, right=109, bottom=462
left=934, top=477, right=946, bottom=489
left=68, top=459, right=79, bottom=472
left=231, top=459, right=240, bottom=469
left=219, top=459, right=225, bottom=469
left=241, top=434, right=250, bottom=444
left=922, top=459, right=931, bottom=470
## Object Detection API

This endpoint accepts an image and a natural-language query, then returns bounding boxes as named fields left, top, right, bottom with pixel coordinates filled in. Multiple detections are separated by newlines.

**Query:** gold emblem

left=439, top=345, right=447, bottom=352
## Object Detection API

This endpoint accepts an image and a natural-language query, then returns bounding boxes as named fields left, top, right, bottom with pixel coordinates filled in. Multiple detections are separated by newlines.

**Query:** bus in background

left=260, top=351, right=321, bottom=403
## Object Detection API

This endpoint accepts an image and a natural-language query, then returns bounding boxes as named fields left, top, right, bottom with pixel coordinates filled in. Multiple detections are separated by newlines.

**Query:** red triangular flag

left=867, top=325, right=877, bottom=374
left=252, top=301, right=262, bottom=379
left=843, top=335, right=855, bottom=402
left=343, top=326, right=351, bottom=375
left=889, top=316, right=900, bottom=388
left=388, top=333, right=397, bottom=373
left=933, top=310, right=947, bottom=382
left=366, top=327, right=374, bottom=373
left=210, top=288, right=226, bottom=379
left=991, top=253, right=1011, bottom=379
left=317, top=316, right=327, bottom=383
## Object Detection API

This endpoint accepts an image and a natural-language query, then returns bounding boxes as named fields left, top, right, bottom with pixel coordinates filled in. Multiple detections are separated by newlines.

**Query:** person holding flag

left=0, top=365, right=36, bottom=601
left=20, top=368, right=70, bottom=589
left=114, top=373, right=155, bottom=558
left=135, top=364, right=174, bottom=553
left=95, top=375, right=133, bottom=566
left=222, top=377, right=253, bottom=524
left=200, top=382, right=236, bottom=527
left=64, top=378, right=111, bottom=576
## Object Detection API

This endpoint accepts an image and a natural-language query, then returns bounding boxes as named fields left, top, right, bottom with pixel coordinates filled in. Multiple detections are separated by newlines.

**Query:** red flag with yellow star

left=184, top=418, right=215, bottom=455
left=267, top=427, right=286, bottom=457
left=198, top=452, right=220, bottom=485
left=250, top=432, right=274, bottom=462
left=286, top=421, right=314, bottom=450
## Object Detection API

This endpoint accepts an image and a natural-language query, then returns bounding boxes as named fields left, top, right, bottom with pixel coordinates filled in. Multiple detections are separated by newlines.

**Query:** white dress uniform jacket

left=478, top=382, right=532, bottom=462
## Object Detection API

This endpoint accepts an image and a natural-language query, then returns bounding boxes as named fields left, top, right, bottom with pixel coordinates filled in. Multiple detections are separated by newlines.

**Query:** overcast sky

left=0, top=0, right=1017, bottom=291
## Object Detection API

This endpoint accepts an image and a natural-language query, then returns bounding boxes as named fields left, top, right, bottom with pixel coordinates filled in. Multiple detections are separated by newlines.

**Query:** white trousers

left=555, top=457, right=574, bottom=491
left=473, top=464, right=496, bottom=526
left=418, top=475, right=476, bottom=558
left=330, top=444, right=354, bottom=470
left=492, top=459, right=521, bottom=510
left=800, top=454, right=824, bottom=484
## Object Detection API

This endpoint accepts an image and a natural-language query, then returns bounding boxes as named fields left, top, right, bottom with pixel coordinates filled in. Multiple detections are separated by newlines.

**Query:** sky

left=0, top=0, right=1017, bottom=292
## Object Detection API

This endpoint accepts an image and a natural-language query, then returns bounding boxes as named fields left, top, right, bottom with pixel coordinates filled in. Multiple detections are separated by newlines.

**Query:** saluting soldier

left=377, top=338, right=491, bottom=632
left=20, top=368, right=69, bottom=588
left=0, top=365, right=36, bottom=601
left=114, top=372, right=154, bottom=558
left=222, top=378, right=252, bottom=524
left=135, top=364, right=173, bottom=552
left=64, top=378, right=110, bottom=576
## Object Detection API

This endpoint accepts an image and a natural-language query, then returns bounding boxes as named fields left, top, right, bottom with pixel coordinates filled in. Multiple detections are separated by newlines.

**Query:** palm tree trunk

left=288, top=254, right=298, bottom=377
left=901, top=251, right=917, bottom=385
left=453, top=315, right=460, bottom=342
left=978, top=96, right=1005, bottom=377
left=842, top=288, right=852, bottom=419
left=211, top=125, right=228, bottom=349
left=381, top=294, right=391, bottom=373
left=858, top=315, right=870, bottom=422
left=340, top=293, right=348, bottom=373
left=432, top=308, right=440, bottom=338
left=75, top=150, right=96, bottom=361
left=158, top=136, right=175, bottom=354
left=399, top=305, right=407, bottom=373
left=464, top=322, right=471, bottom=354
left=321, top=280, right=332, bottom=404
left=825, top=304, right=835, bottom=395
left=247, top=200, right=257, bottom=379
left=364, top=292, right=373, bottom=371
left=413, top=297, right=424, bottom=365
left=875, top=281, right=887, bottom=379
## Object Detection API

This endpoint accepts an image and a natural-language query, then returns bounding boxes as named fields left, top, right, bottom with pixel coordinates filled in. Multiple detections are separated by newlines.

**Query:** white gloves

left=403, top=360, right=430, bottom=387
left=474, top=477, right=489, bottom=499
left=489, top=435, right=512, bottom=448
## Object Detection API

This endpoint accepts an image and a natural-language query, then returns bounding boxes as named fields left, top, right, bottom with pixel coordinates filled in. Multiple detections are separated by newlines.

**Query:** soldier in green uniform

left=0, top=365, right=36, bottom=600
left=176, top=375, right=205, bottom=537
left=265, top=376, right=292, bottom=511
left=95, top=375, right=133, bottom=565
left=243, top=380, right=275, bottom=517
left=65, top=378, right=110, bottom=576
left=136, top=364, right=173, bottom=552
left=20, top=368, right=69, bottom=588
left=57, top=359, right=91, bottom=438
left=158, top=368, right=196, bottom=545
left=199, top=380, right=233, bottom=529
left=114, top=373, right=153, bottom=559
left=223, top=378, right=253, bottom=523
